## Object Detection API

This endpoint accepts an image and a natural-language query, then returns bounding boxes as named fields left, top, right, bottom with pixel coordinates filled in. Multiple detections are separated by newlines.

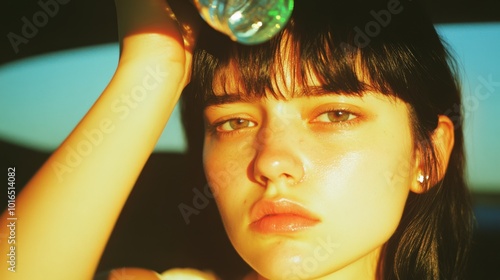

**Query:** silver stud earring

left=417, top=174, right=429, bottom=184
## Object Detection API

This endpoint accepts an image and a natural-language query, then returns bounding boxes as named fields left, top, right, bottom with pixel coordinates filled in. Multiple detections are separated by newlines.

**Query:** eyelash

left=207, top=108, right=360, bottom=137
left=312, top=108, right=360, bottom=128
left=207, top=118, right=257, bottom=137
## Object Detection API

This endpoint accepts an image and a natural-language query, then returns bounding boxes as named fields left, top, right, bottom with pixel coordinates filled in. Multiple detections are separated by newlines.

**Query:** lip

left=249, top=198, right=320, bottom=234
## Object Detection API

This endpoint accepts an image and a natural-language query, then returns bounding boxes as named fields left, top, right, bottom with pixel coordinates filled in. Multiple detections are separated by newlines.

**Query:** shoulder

left=160, top=268, right=220, bottom=279
left=95, top=268, right=162, bottom=280
left=96, top=267, right=220, bottom=280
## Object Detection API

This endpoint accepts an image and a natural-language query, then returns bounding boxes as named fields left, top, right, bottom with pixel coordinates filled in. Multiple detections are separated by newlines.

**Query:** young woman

left=0, top=0, right=473, bottom=279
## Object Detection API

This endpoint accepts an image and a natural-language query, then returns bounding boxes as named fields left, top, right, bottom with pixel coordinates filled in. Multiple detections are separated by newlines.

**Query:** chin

left=237, top=238, right=334, bottom=280
left=237, top=234, right=382, bottom=280
left=253, top=260, right=332, bottom=280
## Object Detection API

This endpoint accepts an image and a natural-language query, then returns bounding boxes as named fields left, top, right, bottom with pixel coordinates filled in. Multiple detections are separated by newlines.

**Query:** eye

left=315, top=110, right=357, bottom=123
left=217, top=118, right=257, bottom=132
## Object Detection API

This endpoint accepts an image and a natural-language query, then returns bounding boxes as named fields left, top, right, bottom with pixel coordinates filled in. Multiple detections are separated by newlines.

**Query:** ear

left=410, top=115, right=455, bottom=194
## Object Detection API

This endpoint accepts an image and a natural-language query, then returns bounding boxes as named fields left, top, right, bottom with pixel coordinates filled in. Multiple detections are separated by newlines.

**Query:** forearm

left=0, top=0, right=190, bottom=279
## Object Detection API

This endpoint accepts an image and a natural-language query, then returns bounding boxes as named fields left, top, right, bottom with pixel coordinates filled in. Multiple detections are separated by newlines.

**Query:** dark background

left=1, top=0, right=500, bottom=279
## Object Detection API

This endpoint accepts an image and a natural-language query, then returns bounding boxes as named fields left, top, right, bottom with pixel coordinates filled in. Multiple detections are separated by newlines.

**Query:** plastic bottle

left=192, top=0, right=294, bottom=44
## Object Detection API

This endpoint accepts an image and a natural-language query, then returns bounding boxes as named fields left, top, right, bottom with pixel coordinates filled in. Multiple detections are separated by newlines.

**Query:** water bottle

left=192, top=0, right=294, bottom=45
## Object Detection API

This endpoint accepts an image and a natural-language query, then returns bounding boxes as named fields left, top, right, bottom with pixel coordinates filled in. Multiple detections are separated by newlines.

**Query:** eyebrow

left=203, top=94, right=259, bottom=107
left=203, top=86, right=366, bottom=107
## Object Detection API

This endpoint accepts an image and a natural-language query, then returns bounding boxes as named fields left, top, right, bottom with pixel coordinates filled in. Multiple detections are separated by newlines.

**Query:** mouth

left=249, top=198, right=320, bottom=234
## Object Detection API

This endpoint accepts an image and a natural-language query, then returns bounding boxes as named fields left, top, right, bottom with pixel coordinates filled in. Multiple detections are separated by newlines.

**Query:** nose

left=252, top=126, right=305, bottom=186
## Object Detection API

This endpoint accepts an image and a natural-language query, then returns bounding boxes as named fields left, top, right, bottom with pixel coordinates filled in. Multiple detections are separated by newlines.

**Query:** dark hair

left=181, top=0, right=474, bottom=278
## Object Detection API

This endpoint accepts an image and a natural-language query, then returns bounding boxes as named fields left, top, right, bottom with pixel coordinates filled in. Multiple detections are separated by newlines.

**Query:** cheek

left=203, top=138, right=253, bottom=228
left=203, top=138, right=250, bottom=193
left=312, top=136, right=414, bottom=244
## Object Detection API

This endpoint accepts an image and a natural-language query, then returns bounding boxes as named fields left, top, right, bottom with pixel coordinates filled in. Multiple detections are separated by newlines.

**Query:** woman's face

left=202, top=69, right=417, bottom=279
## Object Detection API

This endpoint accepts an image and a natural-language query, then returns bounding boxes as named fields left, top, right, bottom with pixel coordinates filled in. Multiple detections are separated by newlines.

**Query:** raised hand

left=0, top=1, right=200, bottom=279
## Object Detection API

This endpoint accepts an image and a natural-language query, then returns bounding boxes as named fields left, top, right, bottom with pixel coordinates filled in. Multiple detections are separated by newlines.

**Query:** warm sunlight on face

left=202, top=69, right=417, bottom=279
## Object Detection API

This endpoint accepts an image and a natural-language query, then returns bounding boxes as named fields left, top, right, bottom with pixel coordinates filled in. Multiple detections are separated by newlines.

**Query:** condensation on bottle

left=193, top=0, right=294, bottom=45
